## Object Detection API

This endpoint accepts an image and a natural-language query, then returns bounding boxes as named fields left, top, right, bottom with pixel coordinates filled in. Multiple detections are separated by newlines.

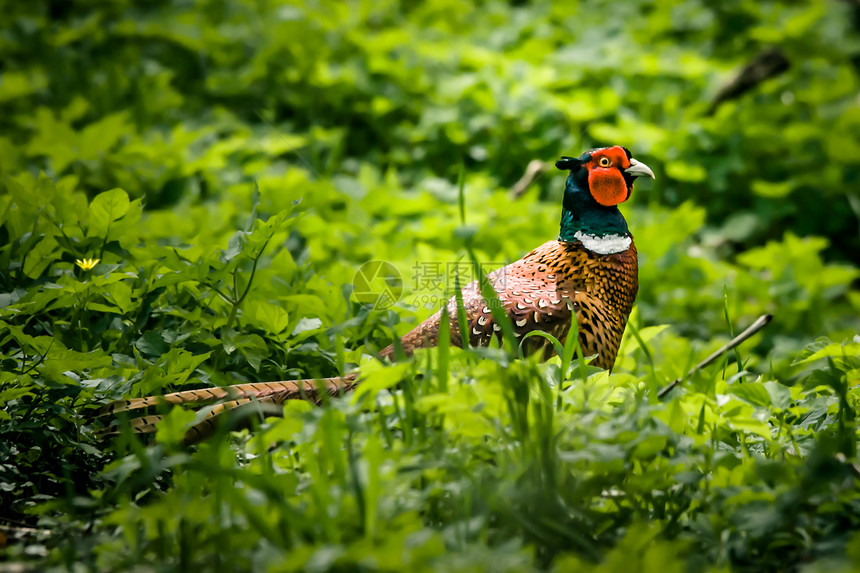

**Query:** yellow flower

left=75, top=258, right=100, bottom=271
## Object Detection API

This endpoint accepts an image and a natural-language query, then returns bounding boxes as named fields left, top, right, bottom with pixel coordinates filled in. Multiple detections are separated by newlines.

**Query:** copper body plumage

left=387, top=239, right=638, bottom=370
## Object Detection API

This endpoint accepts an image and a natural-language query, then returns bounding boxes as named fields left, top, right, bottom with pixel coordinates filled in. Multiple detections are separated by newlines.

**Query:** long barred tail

left=101, top=315, right=435, bottom=443
left=101, top=374, right=359, bottom=444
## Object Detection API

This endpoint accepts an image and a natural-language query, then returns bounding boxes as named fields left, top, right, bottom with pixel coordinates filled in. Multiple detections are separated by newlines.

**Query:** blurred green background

left=2, top=0, right=860, bottom=571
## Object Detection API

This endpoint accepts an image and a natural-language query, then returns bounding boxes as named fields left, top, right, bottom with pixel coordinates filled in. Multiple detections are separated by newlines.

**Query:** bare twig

left=509, top=159, right=549, bottom=200
left=707, top=49, right=790, bottom=115
left=657, top=313, right=773, bottom=400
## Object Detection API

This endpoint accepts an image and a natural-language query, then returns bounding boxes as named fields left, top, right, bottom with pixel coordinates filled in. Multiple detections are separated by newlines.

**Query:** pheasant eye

left=598, top=157, right=611, bottom=167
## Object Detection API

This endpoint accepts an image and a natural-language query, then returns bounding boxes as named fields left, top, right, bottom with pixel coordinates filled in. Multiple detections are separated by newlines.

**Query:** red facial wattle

left=588, top=168, right=628, bottom=206
left=587, top=146, right=632, bottom=207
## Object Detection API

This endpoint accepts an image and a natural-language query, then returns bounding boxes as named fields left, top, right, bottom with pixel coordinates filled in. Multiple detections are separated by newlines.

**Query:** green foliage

left=1, top=0, right=860, bottom=571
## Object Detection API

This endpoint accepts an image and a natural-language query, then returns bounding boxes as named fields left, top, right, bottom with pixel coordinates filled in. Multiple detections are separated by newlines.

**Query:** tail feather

left=97, top=414, right=166, bottom=437
left=182, top=399, right=285, bottom=444
left=101, top=374, right=360, bottom=444
left=101, top=400, right=273, bottom=440
left=130, top=414, right=164, bottom=434
left=101, top=375, right=357, bottom=416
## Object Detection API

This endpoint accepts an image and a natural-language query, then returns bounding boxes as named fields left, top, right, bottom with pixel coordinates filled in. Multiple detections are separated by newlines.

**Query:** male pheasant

left=104, top=146, right=654, bottom=442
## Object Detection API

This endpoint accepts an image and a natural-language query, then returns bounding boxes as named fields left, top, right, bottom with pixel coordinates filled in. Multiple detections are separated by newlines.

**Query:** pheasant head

left=555, top=146, right=654, bottom=250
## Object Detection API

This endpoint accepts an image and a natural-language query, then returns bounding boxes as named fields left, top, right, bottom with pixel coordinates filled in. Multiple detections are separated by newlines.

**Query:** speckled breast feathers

left=391, top=239, right=638, bottom=370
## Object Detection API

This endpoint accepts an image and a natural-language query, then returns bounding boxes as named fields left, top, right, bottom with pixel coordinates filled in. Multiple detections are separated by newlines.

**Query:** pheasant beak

left=624, top=158, right=655, bottom=180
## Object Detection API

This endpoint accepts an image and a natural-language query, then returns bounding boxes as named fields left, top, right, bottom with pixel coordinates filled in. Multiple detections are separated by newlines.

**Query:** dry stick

left=509, top=159, right=549, bottom=200
left=657, top=313, right=773, bottom=400
left=706, top=48, right=789, bottom=116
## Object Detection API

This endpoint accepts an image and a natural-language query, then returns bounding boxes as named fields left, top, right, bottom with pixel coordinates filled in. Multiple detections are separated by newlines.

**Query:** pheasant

left=103, top=146, right=654, bottom=442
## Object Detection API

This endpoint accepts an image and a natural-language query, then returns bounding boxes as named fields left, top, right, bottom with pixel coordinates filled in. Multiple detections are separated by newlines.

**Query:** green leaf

left=155, top=407, right=197, bottom=446
left=136, top=331, right=168, bottom=356
left=88, top=188, right=130, bottom=238
left=763, top=381, right=791, bottom=410
left=752, top=180, right=794, bottom=198
left=104, top=281, right=134, bottom=314
left=792, top=340, right=860, bottom=366
left=730, top=383, right=772, bottom=408
left=39, top=347, right=112, bottom=381
left=249, top=300, right=290, bottom=334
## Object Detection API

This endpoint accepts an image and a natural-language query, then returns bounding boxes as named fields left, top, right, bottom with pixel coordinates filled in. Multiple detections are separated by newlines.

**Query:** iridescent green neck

left=558, top=172, right=629, bottom=242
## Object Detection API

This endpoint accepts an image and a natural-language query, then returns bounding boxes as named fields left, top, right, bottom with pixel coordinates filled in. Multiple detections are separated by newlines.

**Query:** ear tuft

left=555, top=156, right=581, bottom=171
